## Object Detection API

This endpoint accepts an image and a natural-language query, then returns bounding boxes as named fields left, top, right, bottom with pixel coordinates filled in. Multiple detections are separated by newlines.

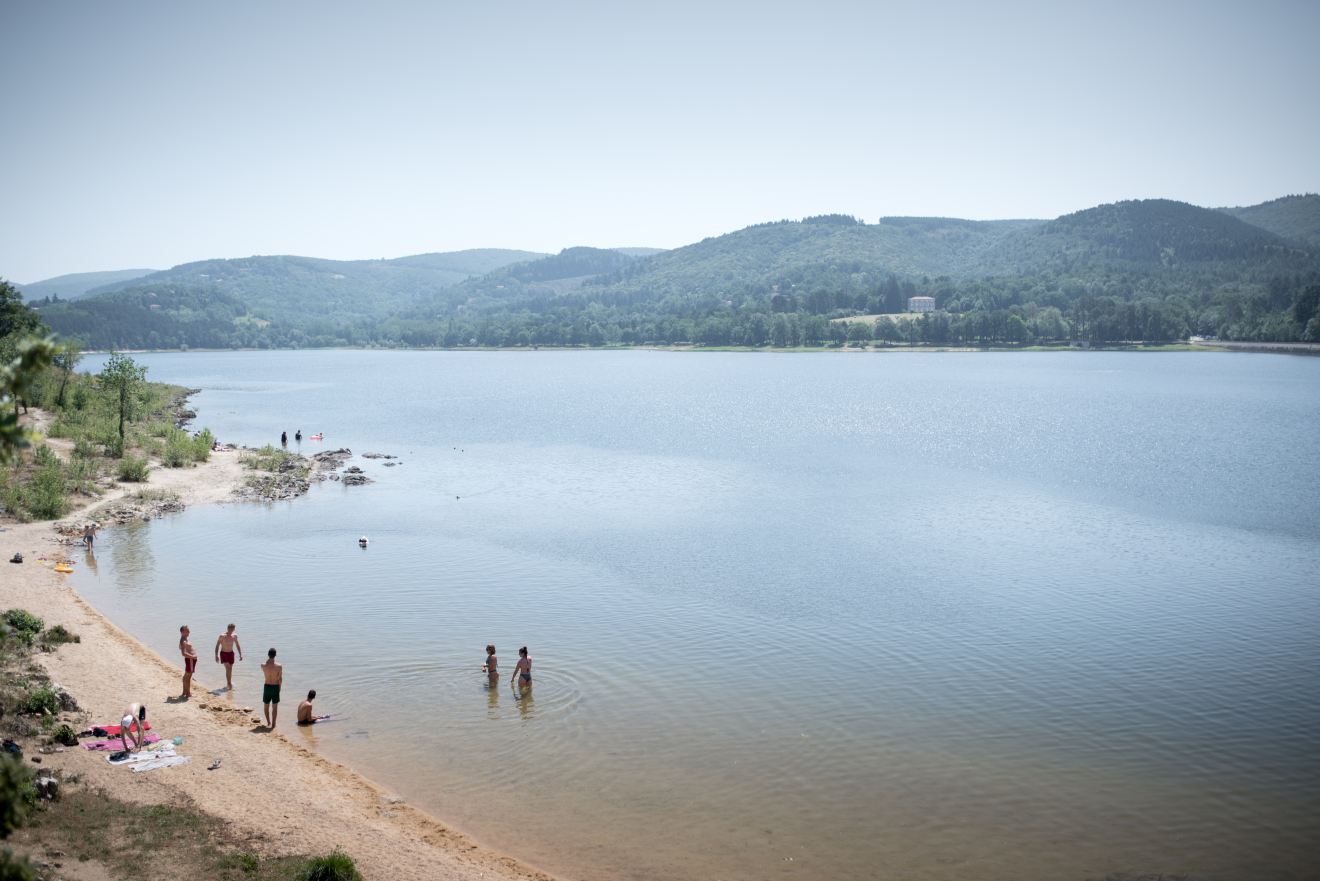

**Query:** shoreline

left=82, top=340, right=1237, bottom=355
left=0, top=412, right=562, bottom=881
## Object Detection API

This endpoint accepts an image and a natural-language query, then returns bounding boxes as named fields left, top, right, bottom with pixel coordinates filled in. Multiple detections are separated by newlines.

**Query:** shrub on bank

left=2, top=612, right=42, bottom=647
left=116, top=456, right=150, bottom=482
left=297, top=849, right=361, bottom=881
left=161, top=427, right=212, bottom=468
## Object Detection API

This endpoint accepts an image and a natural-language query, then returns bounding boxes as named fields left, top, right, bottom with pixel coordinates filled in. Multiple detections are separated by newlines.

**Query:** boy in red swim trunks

left=179, top=625, right=198, bottom=698
left=215, top=623, right=243, bottom=690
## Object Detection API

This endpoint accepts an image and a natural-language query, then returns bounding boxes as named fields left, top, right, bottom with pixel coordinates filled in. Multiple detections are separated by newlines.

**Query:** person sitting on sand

left=120, top=703, right=147, bottom=753
left=483, top=645, right=498, bottom=685
left=179, top=625, right=198, bottom=698
left=297, top=689, right=329, bottom=724
left=511, top=646, right=532, bottom=690
left=261, top=648, right=283, bottom=729
left=215, top=623, right=243, bottom=690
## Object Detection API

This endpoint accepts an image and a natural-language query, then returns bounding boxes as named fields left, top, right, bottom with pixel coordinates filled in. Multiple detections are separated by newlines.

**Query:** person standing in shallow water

left=482, top=645, right=498, bottom=685
left=511, top=646, right=531, bottom=691
left=281, top=431, right=287, bottom=445
left=215, top=623, right=243, bottom=690
left=295, top=430, right=301, bottom=442
left=262, top=648, right=283, bottom=729
left=179, top=625, right=197, bottom=698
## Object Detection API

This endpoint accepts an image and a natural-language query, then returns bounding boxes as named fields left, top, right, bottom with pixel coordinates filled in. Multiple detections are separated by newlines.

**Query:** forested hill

left=32, top=196, right=1320, bottom=350
left=563, top=215, right=1042, bottom=307
left=34, top=283, right=254, bottom=351
left=79, top=248, right=548, bottom=324
left=17, top=268, right=157, bottom=301
left=1218, top=194, right=1320, bottom=247
left=976, top=199, right=1316, bottom=281
left=405, top=247, right=642, bottom=316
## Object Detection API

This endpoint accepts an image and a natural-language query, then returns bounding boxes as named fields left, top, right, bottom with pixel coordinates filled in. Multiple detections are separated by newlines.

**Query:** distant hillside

left=18, top=268, right=157, bottom=301
left=412, top=247, right=638, bottom=313
left=563, top=215, right=1043, bottom=308
left=82, top=249, right=548, bottom=324
left=611, top=247, right=667, bottom=258
left=1218, top=194, right=1320, bottom=247
left=38, top=283, right=257, bottom=351
left=976, top=199, right=1317, bottom=281
left=36, top=197, right=1320, bottom=351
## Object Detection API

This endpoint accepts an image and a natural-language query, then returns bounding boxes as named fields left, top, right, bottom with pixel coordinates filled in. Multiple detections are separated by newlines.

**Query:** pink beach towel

left=83, top=734, right=161, bottom=750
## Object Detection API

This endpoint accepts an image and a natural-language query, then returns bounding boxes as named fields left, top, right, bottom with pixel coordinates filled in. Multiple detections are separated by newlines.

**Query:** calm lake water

left=73, top=350, right=1319, bottom=881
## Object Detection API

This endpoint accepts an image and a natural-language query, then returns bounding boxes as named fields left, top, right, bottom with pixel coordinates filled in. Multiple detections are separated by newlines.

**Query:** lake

left=72, top=349, right=1320, bottom=881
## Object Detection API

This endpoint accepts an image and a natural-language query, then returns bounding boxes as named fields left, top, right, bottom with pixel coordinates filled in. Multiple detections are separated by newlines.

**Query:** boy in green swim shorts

left=261, top=648, right=283, bottom=729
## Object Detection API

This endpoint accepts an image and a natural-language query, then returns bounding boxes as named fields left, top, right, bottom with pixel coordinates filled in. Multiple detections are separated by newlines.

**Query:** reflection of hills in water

left=68, top=350, right=1320, bottom=881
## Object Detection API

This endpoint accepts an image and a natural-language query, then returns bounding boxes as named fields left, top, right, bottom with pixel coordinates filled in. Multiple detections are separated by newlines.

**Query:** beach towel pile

left=108, top=743, right=191, bottom=772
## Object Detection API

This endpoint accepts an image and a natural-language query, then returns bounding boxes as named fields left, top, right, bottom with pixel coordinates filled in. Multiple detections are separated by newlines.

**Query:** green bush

left=296, top=850, right=361, bottom=881
left=71, top=437, right=97, bottom=459
left=3, top=611, right=43, bottom=640
left=70, top=384, right=90, bottom=411
left=0, top=848, right=38, bottom=881
left=14, top=465, right=68, bottom=520
left=160, top=427, right=212, bottom=467
left=102, top=438, right=123, bottom=459
left=29, top=447, right=57, bottom=469
left=42, top=625, right=78, bottom=645
left=0, top=754, right=35, bottom=836
left=19, top=686, right=58, bottom=716
left=116, top=456, right=150, bottom=482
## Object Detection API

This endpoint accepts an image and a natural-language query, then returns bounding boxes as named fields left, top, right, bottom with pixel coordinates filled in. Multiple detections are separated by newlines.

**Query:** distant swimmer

left=297, top=689, right=329, bottom=724
left=483, top=645, right=498, bottom=684
left=261, top=648, right=283, bottom=729
left=281, top=431, right=288, bottom=445
left=179, top=625, right=198, bottom=699
left=511, top=646, right=532, bottom=690
left=359, top=536, right=369, bottom=547
left=215, top=623, right=243, bottom=690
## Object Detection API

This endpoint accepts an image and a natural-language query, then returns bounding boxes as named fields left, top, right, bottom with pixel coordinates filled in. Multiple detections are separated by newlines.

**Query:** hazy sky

left=3, top=0, right=1317, bottom=282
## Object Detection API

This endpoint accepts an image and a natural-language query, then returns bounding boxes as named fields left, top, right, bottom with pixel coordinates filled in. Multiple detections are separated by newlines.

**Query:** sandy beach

left=0, top=411, right=560, bottom=881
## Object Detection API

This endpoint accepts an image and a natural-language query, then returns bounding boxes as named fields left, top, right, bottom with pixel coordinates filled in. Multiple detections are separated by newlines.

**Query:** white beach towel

left=130, top=754, right=191, bottom=773
left=108, top=745, right=176, bottom=765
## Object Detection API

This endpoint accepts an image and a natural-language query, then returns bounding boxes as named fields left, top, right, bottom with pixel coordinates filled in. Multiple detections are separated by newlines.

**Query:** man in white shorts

left=120, top=702, right=147, bottom=753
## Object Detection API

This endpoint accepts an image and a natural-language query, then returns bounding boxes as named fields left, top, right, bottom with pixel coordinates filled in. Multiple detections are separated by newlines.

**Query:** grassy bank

left=1, top=363, right=214, bottom=522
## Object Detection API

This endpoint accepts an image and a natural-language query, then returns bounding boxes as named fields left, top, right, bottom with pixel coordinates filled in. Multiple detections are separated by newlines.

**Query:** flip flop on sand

left=208, top=759, right=222, bottom=770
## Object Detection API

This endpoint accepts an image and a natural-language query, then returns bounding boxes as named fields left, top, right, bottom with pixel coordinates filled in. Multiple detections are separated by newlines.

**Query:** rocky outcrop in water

left=234, top=471, right=315, bottom=501
left=361, top=453, right=397, bottom=459
left=341, top=473, right=374, bottom=486
left=312, top=449, right=353, bottom=471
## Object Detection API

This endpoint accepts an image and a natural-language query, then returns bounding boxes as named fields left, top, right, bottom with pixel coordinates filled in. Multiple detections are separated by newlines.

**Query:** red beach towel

left=97, top=722, right=152, bottom=736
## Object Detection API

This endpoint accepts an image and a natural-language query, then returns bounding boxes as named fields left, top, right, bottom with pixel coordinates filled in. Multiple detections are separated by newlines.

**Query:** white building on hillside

left=908, top=296, right=935, bottom=313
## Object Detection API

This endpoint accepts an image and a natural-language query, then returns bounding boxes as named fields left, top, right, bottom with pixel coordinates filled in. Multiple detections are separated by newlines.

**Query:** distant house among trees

left=908, top=296, right=935, bottom=313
